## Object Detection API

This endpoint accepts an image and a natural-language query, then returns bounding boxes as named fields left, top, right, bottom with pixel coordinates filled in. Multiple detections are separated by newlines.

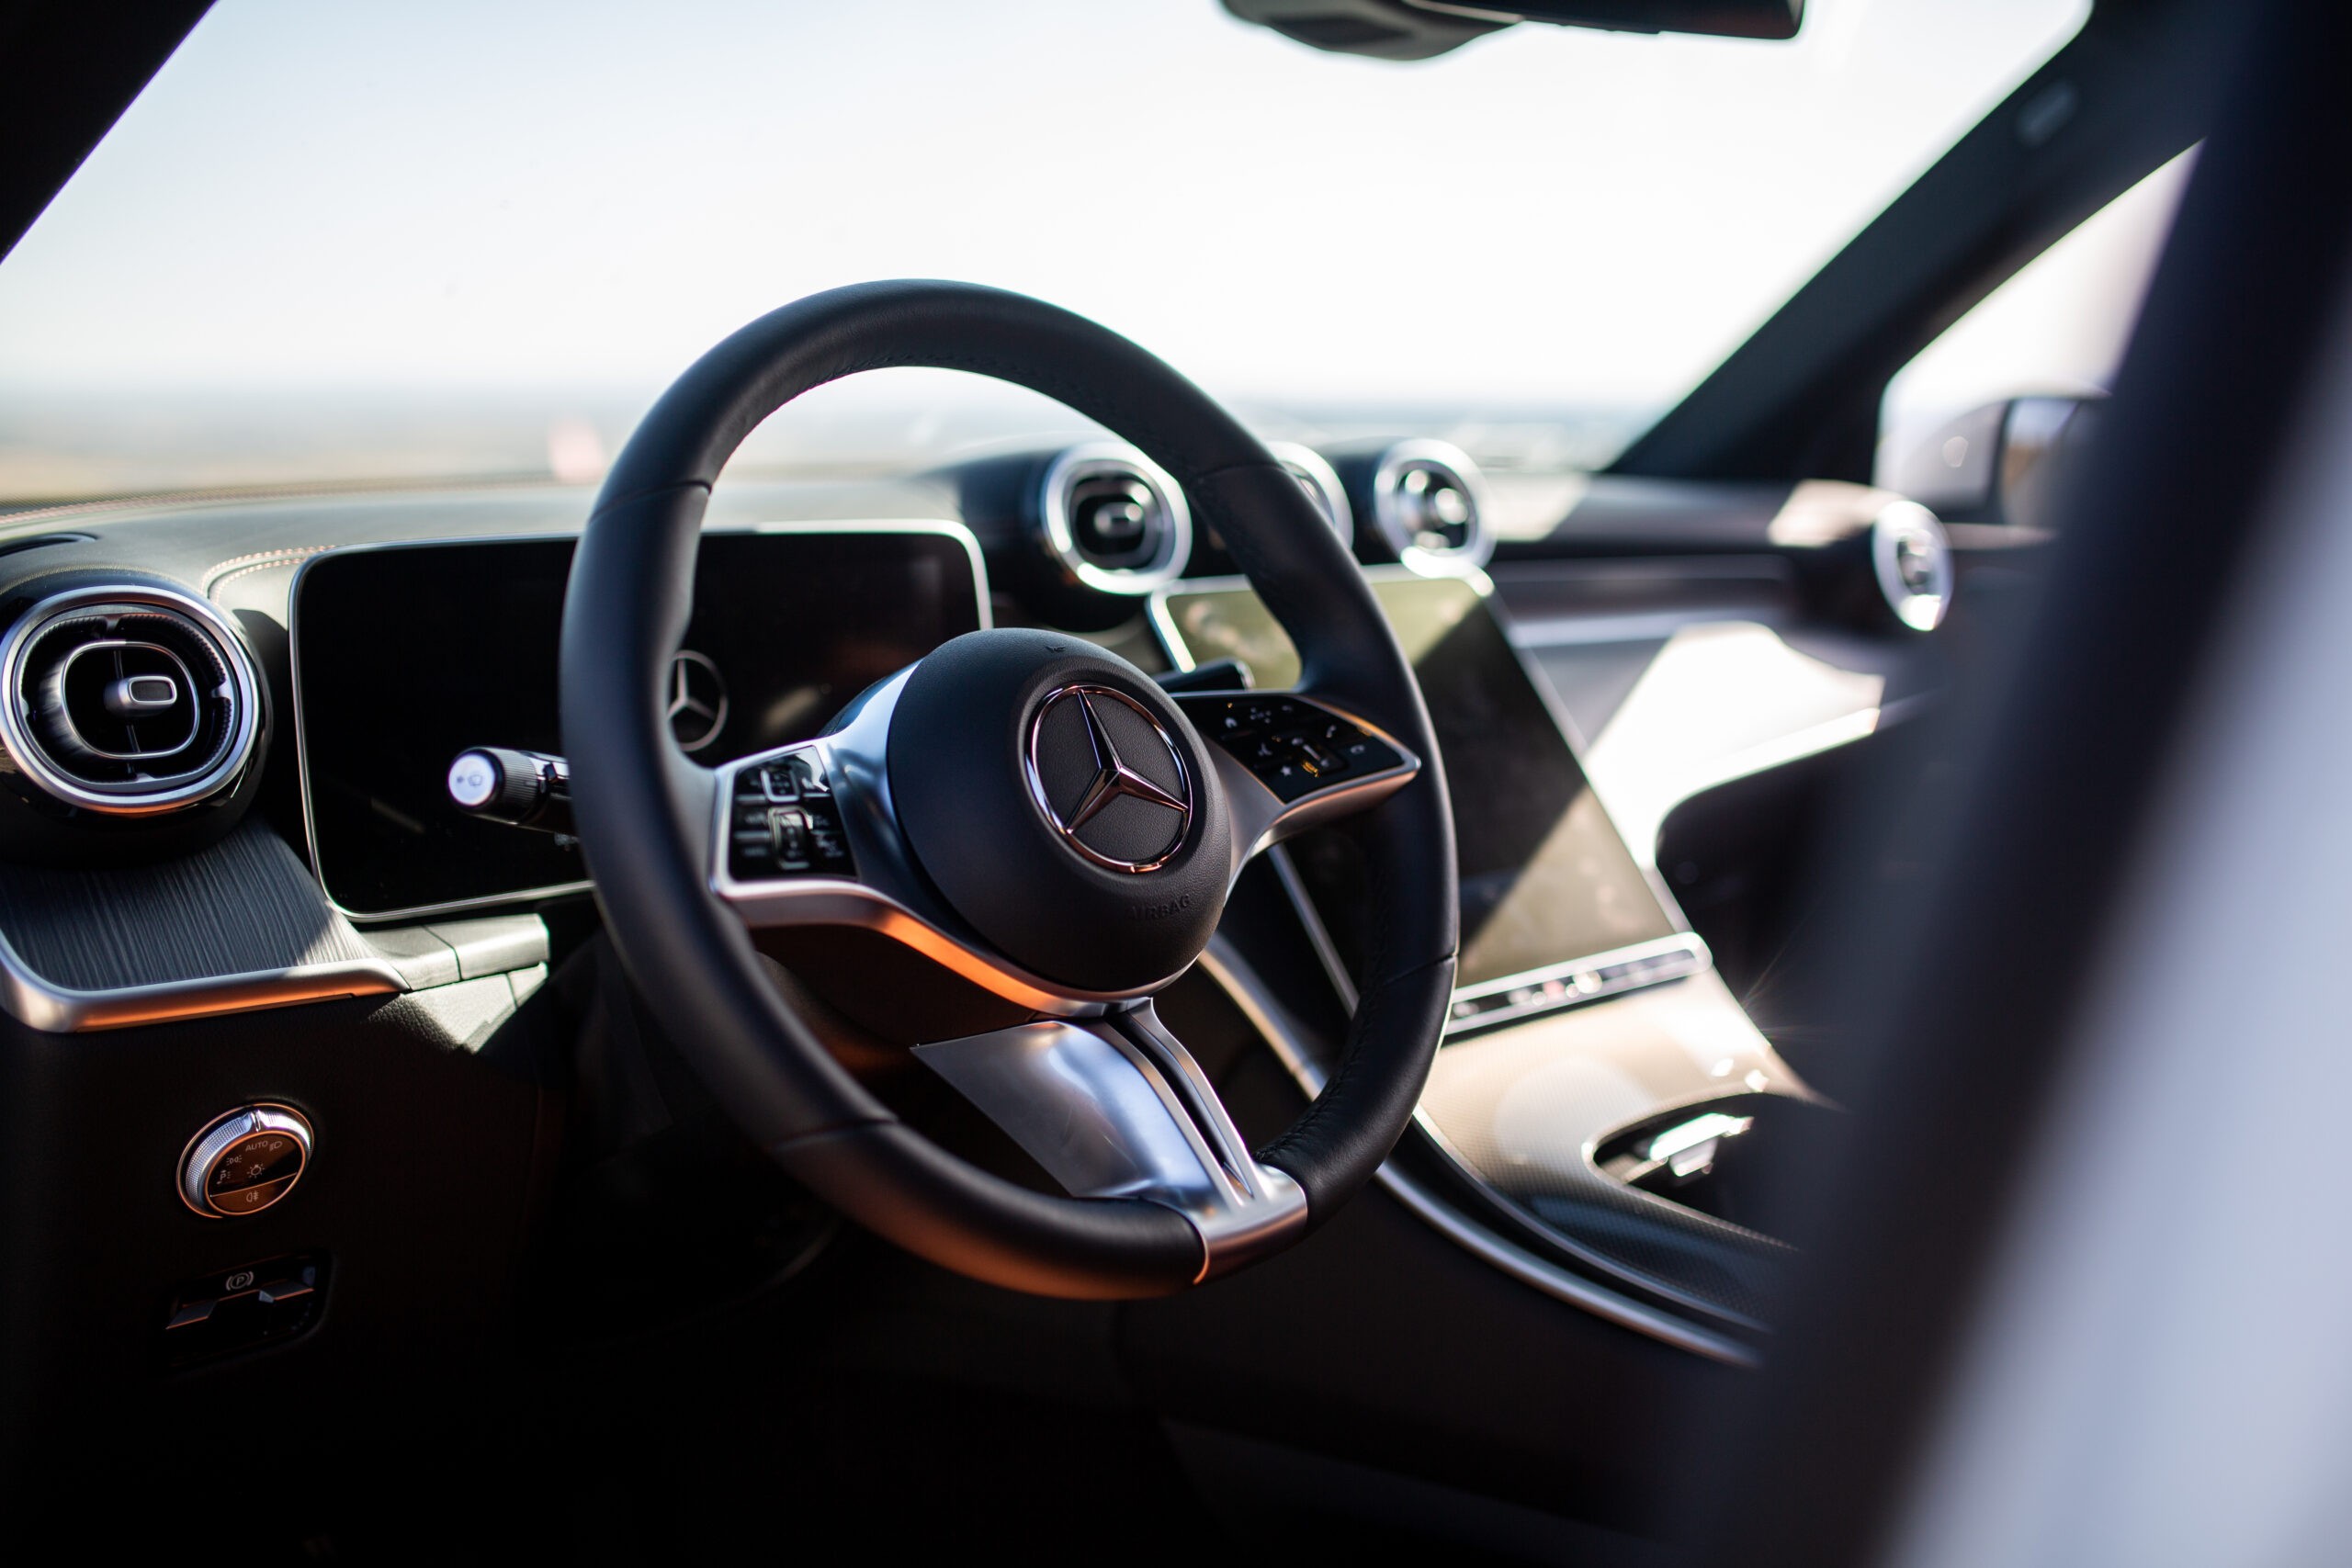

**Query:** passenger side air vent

left=1266, top=442, right=1354, bottom=548
left=0, top=586, right=261, bottom=816
left=1370, top=439, right=1494, bottom=574
left=1036, top=441, right=1193, bottom=595
left=1871, top=501, right=1953, bottom=632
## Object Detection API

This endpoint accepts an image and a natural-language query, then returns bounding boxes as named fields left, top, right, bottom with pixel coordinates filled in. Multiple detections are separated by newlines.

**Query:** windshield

left=0, top=0, right=2085, bottom=508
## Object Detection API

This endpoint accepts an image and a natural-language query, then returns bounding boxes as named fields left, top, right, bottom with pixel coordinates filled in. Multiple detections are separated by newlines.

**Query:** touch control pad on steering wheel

left=726, top=750, right=855, bottom=883
left=1180, top=694, right=1405, bottom=805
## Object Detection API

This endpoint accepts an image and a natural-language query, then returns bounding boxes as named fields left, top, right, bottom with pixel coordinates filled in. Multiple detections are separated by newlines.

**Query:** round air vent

left=1370, top=438, right=1494, bottom=574
left=1036, top=441, right=1193, bottom=595
left=1871, top=502, right=1953, bottom=631
left=0, top=585, right=261, bottom=816
left=1265, top=442, right=1354, bottom=549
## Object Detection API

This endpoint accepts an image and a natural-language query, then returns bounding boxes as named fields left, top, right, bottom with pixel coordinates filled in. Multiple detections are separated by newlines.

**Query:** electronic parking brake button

left=162, top=1253, right=327, bottom=1367
left=729, top=750, right=855, bottom=882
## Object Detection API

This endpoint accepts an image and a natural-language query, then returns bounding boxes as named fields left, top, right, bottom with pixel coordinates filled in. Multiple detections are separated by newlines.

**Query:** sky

left=0, top=0, right=2101, bottom=494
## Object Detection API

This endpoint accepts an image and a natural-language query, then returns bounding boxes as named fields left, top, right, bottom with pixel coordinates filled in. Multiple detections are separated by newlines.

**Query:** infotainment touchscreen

left=1153, top=572, right=1689, bottom=1019
left=295, top=525, right=985, bottom=918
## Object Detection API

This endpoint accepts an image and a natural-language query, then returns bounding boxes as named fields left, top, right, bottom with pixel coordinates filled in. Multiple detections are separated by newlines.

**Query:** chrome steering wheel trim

left=710, top=670, right=1419, bottom=1017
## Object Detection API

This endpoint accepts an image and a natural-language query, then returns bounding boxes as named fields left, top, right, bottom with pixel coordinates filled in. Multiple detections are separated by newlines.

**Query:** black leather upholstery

left=563, top=280, right=1457, bottom=1295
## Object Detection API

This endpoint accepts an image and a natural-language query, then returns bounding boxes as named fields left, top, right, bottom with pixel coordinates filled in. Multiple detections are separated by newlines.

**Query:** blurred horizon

left=0, top=378, right=1652, bottom=513
left=0, top=0, right=2106, bottom=505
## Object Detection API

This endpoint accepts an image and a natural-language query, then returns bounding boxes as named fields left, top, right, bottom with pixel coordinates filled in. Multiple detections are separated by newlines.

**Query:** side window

left=1877, top=152, right=2193, bottom=526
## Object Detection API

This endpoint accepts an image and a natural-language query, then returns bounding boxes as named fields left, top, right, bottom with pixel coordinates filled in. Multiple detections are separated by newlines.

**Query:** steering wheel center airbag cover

left=887, top=628, right=1229, bottom=991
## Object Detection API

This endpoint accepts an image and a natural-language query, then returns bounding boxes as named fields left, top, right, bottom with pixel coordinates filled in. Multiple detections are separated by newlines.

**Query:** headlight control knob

left=178, top=1104, right=312, bottom=1218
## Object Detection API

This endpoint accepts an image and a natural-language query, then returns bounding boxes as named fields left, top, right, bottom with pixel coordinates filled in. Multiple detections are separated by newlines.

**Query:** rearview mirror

left=1222, top=0, right=1801, bottom=61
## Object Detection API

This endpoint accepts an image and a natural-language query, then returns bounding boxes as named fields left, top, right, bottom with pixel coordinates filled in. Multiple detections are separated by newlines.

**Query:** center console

left=1156, top=569, right=1826, bottom=1358
left=1156, top=570, right=1707, bottom=1032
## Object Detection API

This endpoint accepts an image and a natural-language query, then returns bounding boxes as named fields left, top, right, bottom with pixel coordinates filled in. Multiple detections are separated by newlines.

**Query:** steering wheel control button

left=1180, top=694, right=1402, bottom=804
left=162, top=1252, right=327, bottom=1367
left=1026, top=684, right=1193, bottom=873
left=729, top=750, right=854, bottom=881
left=178, top=1104, right=313, bottom=1220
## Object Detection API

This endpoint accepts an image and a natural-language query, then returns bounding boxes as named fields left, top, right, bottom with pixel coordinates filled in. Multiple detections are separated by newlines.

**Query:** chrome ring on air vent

left=1871, top=501, right=1954, bottom=632
left=1265, top=442, right=1354, bottom=549
left=0, top=584, right=261, bottom=816
left=1370, top=438, right=1494, bottom=575
left=1037, top=440, right=1193, bottom=595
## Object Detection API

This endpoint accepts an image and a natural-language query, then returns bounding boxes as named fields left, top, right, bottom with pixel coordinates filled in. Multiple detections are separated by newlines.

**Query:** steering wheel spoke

left=708, top=667, right=917, bottom=923
left=712, top=668, right=1180, bottom=1017
left=710, top=677, right=1419, bottom=1018
left=914, top=999, right=1306, bottom=1280
left=711, top=741, right=864, bottom=895
left=1170, top=688, right=1420, bottom=881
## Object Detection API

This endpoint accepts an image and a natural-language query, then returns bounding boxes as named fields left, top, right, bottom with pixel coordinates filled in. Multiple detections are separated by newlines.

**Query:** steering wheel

left=561, top=281, right=1457, bottom=1298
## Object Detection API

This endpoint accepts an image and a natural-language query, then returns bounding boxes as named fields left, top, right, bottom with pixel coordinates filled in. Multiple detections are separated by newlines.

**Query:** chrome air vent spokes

left=0, top=585, right=261, bottom=816
left=1036, top=440, right=1193, bottom=594
left=1371, top=438, right=1494, bottom=575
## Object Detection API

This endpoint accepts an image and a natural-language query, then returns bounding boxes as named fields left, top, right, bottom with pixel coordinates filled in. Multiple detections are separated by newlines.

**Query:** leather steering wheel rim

left=561, top=280, right=1458, bottom=1298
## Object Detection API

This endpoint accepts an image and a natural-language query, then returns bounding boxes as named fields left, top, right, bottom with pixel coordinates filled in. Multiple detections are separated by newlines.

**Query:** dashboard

left=0, top=426, right=1957, bottom=1431
left=279, top=452, right=1713, bottom=1027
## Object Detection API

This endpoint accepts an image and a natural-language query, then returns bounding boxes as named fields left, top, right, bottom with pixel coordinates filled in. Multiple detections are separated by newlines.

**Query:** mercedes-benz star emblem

left=1025, top=684, right=1193, bottom=874
left=666, top=649, right=729, bottom=752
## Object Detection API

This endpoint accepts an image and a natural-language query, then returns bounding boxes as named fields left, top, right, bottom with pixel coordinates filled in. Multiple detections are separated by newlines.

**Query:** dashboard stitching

left=205, top=545, right=333, bottom=592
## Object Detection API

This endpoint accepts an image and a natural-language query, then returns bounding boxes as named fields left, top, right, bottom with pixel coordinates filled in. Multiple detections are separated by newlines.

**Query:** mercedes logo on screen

left=666, top=649, right=729, bottom=752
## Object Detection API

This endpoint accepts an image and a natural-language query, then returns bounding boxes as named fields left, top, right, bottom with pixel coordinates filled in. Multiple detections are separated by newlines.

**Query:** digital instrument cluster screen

left=1154, top=573, right=1682, bottom=993
left=296, top=528, right=984, bottom=917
